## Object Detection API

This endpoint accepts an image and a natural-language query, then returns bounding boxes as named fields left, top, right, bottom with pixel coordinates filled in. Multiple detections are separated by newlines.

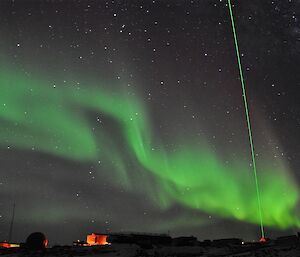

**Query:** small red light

left=259, top=237, right=267, bottom=243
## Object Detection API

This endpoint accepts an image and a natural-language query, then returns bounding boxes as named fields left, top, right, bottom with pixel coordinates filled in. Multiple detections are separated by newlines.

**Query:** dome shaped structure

left=25, top=232, right=48, bottom=250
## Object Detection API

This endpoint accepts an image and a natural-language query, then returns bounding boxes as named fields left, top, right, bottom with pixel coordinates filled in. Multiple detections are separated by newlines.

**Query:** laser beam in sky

left=227, top=0, right=265, bottom=239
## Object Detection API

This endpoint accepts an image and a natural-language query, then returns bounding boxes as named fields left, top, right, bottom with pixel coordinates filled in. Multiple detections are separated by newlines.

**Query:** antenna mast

left=8, top=202, right=16, bottom=242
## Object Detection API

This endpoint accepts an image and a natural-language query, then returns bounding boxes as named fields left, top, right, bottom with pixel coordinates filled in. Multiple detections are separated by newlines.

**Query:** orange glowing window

left=87, top=233, right=109, bottom=245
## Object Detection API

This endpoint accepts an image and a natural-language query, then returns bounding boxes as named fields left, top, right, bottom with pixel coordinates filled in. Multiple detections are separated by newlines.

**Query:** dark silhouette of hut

left=25, top=232, right=48, bottom=250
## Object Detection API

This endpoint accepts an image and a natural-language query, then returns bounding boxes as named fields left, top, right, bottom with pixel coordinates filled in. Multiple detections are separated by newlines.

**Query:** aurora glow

left=0, top=65, right=299, bottom=230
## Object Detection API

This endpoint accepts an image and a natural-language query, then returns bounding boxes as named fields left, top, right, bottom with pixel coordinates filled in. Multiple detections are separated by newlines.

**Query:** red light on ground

left=44, top=239, right=49, bottom=248
left=259, top=237, right=268, bottom=243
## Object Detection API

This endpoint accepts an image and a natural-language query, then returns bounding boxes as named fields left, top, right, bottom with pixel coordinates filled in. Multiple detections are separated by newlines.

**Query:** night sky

left=0, top=0, right=300, bottom=245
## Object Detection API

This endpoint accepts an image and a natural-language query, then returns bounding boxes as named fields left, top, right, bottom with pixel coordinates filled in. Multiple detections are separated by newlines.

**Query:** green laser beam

left=227, top=0, right=265, bottom=239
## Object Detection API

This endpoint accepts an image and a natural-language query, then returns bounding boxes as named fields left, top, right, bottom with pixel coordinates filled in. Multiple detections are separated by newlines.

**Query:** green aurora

left=0, top=66, right=299, bottom=230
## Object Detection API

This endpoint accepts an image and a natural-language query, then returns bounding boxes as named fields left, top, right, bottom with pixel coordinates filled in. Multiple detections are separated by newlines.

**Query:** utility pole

left=8, top=202, right=16, bottom=242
